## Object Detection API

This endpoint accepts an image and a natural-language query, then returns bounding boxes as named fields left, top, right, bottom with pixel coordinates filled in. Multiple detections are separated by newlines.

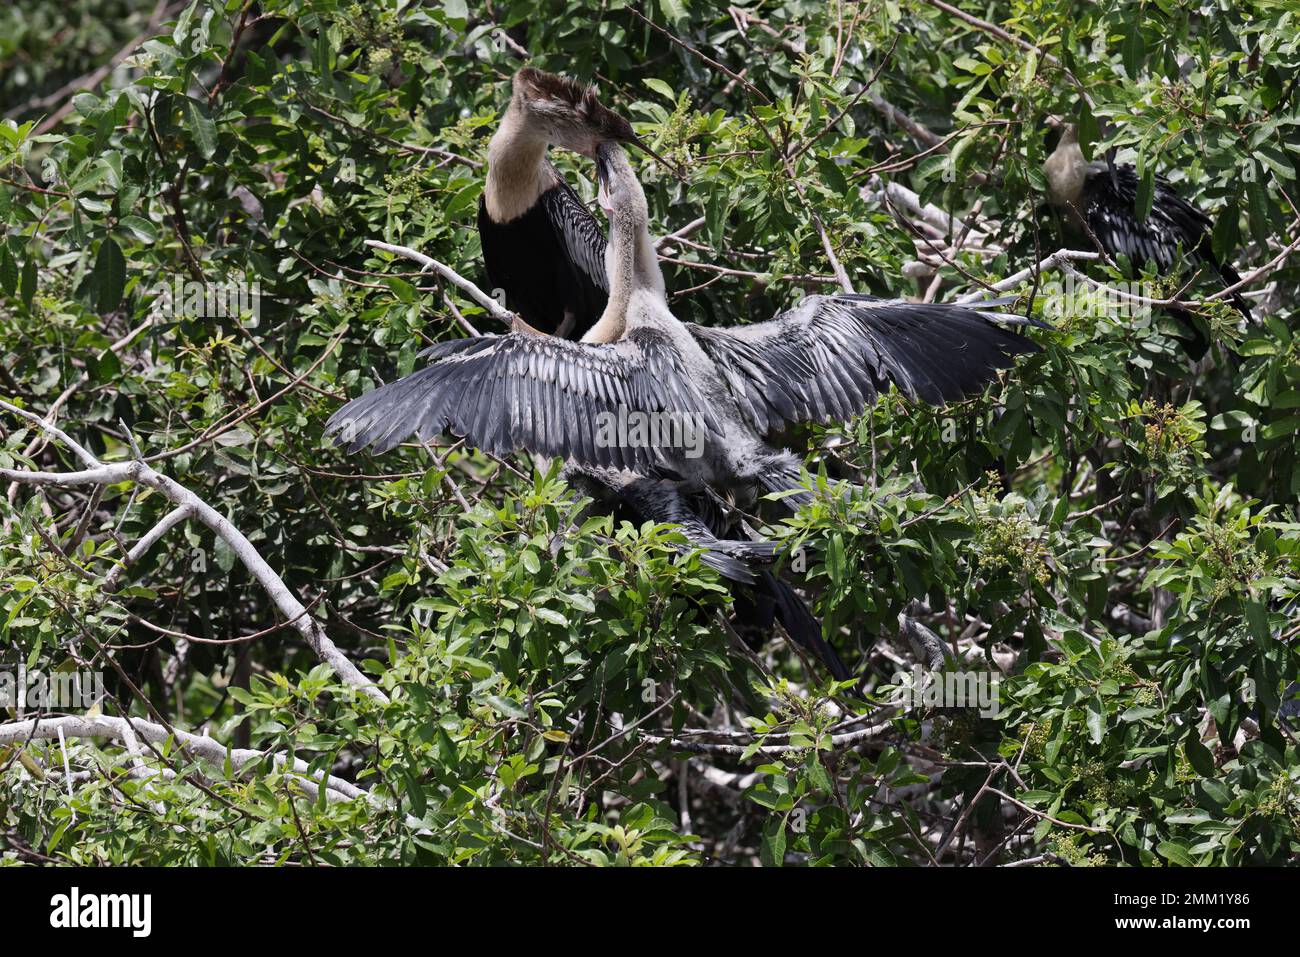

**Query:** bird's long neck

left=484, top=104, right=550, bottom=222
left=583, top=153, right=665, bottom=344
left=1044, top=131, right=1089, bottom=212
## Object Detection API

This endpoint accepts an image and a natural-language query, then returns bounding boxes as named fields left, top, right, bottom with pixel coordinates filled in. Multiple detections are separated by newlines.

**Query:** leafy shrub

left=0, top=0, right=1296, bottom=865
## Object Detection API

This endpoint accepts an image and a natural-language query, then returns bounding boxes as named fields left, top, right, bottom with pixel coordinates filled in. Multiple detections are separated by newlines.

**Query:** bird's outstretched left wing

left=686, top=295, right=1041, bottom=437
left=324, top=328, right=723, bottom=471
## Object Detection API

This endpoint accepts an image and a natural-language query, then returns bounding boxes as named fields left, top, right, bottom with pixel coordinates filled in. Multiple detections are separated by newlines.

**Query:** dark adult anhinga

left=1044, top=123, right=1252, bottom=319
left=328, top=143, right=1040, bottom=525
left=478, top=67, right=644, bottom=339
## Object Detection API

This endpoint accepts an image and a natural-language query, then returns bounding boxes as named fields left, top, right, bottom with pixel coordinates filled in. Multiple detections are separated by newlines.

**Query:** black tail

left=696, top=539, right=779, bottom=584
left=769, top=573, right=853, bottom=682
left=1213, top=261, right=1253, bottom=322
left=698, top=550, right=758, bottom=584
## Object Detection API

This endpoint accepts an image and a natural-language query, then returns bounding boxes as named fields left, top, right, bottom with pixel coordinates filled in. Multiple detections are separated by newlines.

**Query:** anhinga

left=478, top=67, right=645, bottom=338
left=1044, top=123, right=1252, bottom=319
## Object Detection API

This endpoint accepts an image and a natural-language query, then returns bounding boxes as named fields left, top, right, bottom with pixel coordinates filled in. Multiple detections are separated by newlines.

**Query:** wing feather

left=325, top=329, right=723, bottom=470
left=687, top=296, right=1040, bottom=436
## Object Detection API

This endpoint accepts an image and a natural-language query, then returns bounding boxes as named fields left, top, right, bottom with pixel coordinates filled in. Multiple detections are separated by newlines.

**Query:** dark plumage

left=478, top=173, right=608, bottom=337
left=568, top=470, right=777, bottom=583
left=734, top=572, right=853, bottom=683
left=323, top=295, right=1038, bottom=476
left=1083, top=165, right=1250, bottom=318
left=325, top=329, right=722, bottom=469
left=688, top=294, right=1042, bottom=438
left=1044, top=125, right=1251, bottom=320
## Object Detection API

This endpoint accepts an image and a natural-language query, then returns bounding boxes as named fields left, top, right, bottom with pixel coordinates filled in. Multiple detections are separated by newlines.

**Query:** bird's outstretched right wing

left=686, top=295, right=1041, bottom=438
left=324, top=328, right=723, bottom=471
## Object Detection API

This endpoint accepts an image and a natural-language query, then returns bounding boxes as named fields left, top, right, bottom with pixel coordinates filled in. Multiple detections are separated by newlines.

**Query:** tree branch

left=0, top=399, right=387, bottom=704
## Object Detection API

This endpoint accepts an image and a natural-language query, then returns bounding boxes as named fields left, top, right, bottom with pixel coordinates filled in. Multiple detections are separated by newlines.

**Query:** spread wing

left=686, top=295, right=1040, bottom=437
left=324, top=329, right=723, bottom=471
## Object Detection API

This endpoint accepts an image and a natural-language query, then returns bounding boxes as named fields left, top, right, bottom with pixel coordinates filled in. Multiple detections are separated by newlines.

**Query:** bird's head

left=595, top=141, right=646, bottom=222
left=510, top=67, right=684, bottom=177
left=510, top=67, right=636, bottom=158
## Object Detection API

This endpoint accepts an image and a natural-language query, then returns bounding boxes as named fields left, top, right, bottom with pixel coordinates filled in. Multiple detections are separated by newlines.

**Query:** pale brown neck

left=485, top=105, right=550, bottom=222
left=1044, top=136, right=1088, bottom=211
left=583, top=208, right=636, bottom=343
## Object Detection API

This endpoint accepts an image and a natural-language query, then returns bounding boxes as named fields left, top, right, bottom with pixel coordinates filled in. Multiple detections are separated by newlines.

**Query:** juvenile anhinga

left=478, top=67, right=644, bottom=338
left=331, top=133, right=1043, bottom=681
left=476, top=68, right=845, bottom=675
left=1044, top=123, right=1252, bottom=319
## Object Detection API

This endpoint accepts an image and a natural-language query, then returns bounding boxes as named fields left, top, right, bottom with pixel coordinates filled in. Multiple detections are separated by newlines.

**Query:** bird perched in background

left=1043, top=123, right=1252, bottom=320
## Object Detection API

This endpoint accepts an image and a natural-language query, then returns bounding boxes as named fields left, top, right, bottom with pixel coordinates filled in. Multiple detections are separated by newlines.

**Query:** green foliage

left=1, top=0, right=1297, bottom=865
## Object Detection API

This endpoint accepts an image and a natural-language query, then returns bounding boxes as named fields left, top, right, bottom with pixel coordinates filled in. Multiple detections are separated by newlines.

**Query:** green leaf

left=1184, top=737, right=1216, bottom=778
left=118, top=215, right=158, bottom=243
left=71, top=92, right=101, bottom=117
left=1156, top=841, right=1195, bottom=866
left=533, top=607, right=567, bottom=627
left=760, top=818, right=787, bottom=866
left=1122, top=26, right=1146, bottom=77
left=1246, top=179, right=1271, bottom=248
left=0, top=244, right=16, bottom=295
left=658, top=0, right=688, bottom=23
left=1085, top=696, right=1105, bottom=744
left=1077, top=106, right=1100, bottom=162
left=1244, top=601, right=1270, bottom=646
left=19, top=256, right=36, bottom=308
left=94, top=237, right=126, bottom=313
left=1135, top=161, right=1154, bottom=221
left=187, top=97, right=218, bottom=159
left=643, top=78, right=677, bottom=103
left=1211, top=201, right=1240, bottom=263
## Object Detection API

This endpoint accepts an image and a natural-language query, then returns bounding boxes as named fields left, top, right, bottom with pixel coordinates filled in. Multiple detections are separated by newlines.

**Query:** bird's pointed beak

left=595, top=147, right=614, bottom=213
left=627, top=133, right=686, bottom=182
